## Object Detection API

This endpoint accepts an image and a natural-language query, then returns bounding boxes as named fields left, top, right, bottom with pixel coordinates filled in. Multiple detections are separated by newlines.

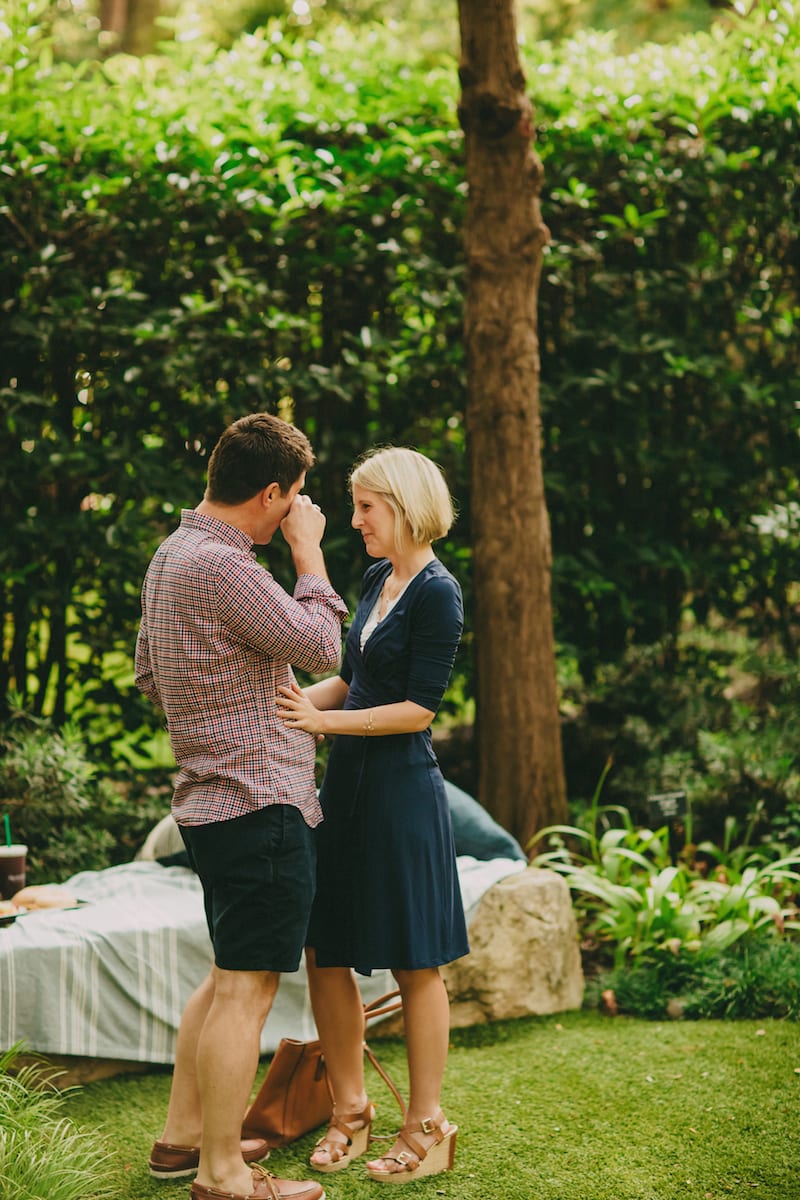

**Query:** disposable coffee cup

left=0, top=844, right=27, bottom=900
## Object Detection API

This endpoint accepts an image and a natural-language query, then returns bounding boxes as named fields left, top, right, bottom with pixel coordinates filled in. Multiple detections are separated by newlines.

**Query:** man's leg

left=159, top=970, right=216, bottom=1146
left=193, top=965, right=278, bottom=1193
left=175, top=805, right=319, bottom=1194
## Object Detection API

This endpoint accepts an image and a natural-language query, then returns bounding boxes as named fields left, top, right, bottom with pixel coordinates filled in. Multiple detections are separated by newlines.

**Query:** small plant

left=0, top=1043, right=119, bottom=1199
left=530, top=771, right=800, bottom=970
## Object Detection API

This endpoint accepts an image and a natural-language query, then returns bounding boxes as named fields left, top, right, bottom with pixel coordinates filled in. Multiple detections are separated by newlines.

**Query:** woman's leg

left=306, top=947, right=371, bottom=1167
left=366, top=966, right=454, bottom=1174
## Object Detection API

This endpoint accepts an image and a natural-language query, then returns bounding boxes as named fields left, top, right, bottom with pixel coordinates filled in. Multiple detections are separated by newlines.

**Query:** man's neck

left=195, top=498, right=254, bottom=539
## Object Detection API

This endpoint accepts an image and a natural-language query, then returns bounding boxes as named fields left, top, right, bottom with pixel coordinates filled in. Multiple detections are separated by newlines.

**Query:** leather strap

left=252, top=1165, right=281, bottom=1200
left=363, top=989, right=403, bottom=1024
left=364, top=1040, right=406, bottom=1119
left=382, top=1113, right=447, bottom=1169
left=321, top=1104, right=372, bottom=1146
left=362, top=989, right=406, bottom=1120
left=192, top=1164, right=279, bottom=1200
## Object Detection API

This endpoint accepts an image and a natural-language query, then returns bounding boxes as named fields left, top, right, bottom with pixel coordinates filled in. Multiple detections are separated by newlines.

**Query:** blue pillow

left=445, top=780, right=527, bottom=862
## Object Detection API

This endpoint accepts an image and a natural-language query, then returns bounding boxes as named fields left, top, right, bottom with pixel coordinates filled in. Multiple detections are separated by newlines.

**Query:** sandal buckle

left=420, top=1117, right=435, bottom=1134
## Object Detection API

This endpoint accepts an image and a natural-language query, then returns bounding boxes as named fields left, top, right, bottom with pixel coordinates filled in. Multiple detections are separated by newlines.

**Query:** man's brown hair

left=206, top=413, right=315, bottom=504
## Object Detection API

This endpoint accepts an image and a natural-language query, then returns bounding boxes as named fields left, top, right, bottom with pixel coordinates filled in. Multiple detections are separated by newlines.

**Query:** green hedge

left=0, top=3, right=797, bottom=752
left=532, top=18, right=800, bottom=674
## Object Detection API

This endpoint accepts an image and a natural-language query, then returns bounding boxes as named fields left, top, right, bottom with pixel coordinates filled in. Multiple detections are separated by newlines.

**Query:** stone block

left=445, top=866, right=584, bottom=1024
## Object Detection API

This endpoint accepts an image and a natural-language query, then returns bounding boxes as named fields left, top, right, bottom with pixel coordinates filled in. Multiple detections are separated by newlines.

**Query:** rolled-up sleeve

left=214, top=558, right=347, bottom=674
left=134, top=614, right=162, bottom=708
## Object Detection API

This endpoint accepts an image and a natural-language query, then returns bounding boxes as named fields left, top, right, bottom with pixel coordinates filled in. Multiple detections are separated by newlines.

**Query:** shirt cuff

left=294, top=573, right=349, bottom=620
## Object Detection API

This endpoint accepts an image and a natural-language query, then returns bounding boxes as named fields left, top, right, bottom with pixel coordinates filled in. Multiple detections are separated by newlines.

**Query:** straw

left=2, top=814, right=10, bottom=847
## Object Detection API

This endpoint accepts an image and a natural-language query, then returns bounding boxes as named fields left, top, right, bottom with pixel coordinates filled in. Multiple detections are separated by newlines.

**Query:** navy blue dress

left=306, top=557, right=469, bottom=976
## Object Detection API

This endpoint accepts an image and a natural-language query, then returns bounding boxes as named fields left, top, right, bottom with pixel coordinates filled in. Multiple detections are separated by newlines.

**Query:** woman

left=276, top=446, right=468, bottom=1184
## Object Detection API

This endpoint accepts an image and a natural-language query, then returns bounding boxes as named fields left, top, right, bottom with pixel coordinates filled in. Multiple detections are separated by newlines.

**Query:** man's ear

left=261, top=482, right=282, bottom=507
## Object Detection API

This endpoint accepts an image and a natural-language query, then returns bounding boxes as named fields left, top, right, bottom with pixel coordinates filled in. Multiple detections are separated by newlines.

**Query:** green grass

left=62, top=1011, right=799, bottom=1200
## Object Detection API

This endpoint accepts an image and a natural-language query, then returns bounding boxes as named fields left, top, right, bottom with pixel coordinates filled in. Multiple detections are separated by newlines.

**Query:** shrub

left=587, top=938, right=800, bottom=1020
left=559, top=623, right=800, bottom=845
left=1, top=2, right=799, bottom=752
left=0, top=702, right=169, bottom=883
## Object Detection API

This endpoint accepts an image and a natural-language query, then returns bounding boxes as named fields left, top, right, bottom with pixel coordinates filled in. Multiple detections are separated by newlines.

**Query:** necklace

left=377, top=574, right=408, bottom=621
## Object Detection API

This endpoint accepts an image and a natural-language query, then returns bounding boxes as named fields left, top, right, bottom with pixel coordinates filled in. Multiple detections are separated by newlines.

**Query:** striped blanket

left=0, top=856, right=524, bottom=1064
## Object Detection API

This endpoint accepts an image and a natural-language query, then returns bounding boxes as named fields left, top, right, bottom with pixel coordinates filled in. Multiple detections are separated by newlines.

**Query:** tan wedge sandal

left=310, top=1101, right=375, bottom=1173
left=365, top=1111, right=457, bottom=1184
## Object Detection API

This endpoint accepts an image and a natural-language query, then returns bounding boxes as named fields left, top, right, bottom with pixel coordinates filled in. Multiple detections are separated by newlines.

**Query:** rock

left=374, top=867, right=584, bottom=1036
left=444, top=867, right=584, bottom=1025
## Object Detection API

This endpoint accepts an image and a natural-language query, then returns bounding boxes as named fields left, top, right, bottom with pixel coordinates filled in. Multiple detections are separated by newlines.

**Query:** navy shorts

left=179, top=805, right=316, bottom=972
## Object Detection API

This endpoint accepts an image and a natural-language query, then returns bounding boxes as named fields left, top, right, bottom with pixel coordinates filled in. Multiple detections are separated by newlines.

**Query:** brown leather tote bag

left=242, top=990, right=404, bottom=1148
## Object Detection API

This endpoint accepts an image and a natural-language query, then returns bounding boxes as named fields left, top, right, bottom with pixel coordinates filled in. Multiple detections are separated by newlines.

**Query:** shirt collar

left=179, top=508, right=254, bottom=554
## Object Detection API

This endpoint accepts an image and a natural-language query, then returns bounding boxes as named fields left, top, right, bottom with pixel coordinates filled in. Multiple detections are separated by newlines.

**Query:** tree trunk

left=457, top=0, right=567, bottom=850
left=100, top=0, right=162, bottom=55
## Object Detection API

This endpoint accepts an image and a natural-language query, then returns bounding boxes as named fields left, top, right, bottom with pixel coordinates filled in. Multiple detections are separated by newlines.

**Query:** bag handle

left=361, top=989, right=406, bottom=1120
left=363, top=989, right=403, bottom=1024
left=364, top=1040, right=406, bottom=1121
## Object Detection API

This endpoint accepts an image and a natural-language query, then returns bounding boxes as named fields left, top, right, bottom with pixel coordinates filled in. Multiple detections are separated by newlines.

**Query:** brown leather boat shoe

left=148, top=1137, right=270, bottom=1179
left=190, top=1165, right=325, bottom=1200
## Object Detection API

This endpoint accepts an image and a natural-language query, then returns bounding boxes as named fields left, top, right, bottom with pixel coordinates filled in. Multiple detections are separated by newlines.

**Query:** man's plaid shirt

left=134, top=509, right=347, bottom=827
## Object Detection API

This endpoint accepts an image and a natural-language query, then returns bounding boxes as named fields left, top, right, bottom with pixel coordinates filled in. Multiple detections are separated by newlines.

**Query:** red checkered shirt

left=134, top=509, right=348, bottom=827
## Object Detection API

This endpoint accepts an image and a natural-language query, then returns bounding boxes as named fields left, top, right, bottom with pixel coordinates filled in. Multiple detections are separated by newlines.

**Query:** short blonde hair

left=350, top=447, right=455, bottom=550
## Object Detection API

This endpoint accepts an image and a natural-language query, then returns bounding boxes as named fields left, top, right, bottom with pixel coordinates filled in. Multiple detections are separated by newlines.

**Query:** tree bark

left=457, top=0, right=567, bottom=849
left=100, top=0, right=162, bottom=55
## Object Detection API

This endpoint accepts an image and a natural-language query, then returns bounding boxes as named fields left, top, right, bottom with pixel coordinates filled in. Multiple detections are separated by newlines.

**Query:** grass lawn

left=63, top=1010, right=799, bottom=1200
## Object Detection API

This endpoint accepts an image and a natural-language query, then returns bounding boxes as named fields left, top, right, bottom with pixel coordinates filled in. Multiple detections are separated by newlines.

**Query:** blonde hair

left=350, top=447, right=455, bottom=550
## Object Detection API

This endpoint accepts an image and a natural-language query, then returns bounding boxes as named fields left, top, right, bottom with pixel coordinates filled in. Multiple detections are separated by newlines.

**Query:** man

left=135, top=413, right=346, bottom=1200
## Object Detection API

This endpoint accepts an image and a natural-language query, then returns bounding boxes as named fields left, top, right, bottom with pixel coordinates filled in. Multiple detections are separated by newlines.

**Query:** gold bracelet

left=364, top=709, right=374, bottom=736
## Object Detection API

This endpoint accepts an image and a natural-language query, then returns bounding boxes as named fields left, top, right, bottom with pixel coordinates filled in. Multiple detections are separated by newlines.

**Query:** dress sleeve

left=406, top=574, right=463, bottom=712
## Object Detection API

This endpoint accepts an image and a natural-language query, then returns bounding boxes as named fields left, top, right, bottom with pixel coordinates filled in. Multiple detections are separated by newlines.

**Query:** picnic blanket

left=0, top=855, right=525, bottom=1065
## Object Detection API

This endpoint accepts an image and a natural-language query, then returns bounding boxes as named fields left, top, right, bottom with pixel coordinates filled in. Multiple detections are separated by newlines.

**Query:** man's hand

left=280, top=495, right=330, bottom=580
left=280, top=494, right=326, bottom=549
